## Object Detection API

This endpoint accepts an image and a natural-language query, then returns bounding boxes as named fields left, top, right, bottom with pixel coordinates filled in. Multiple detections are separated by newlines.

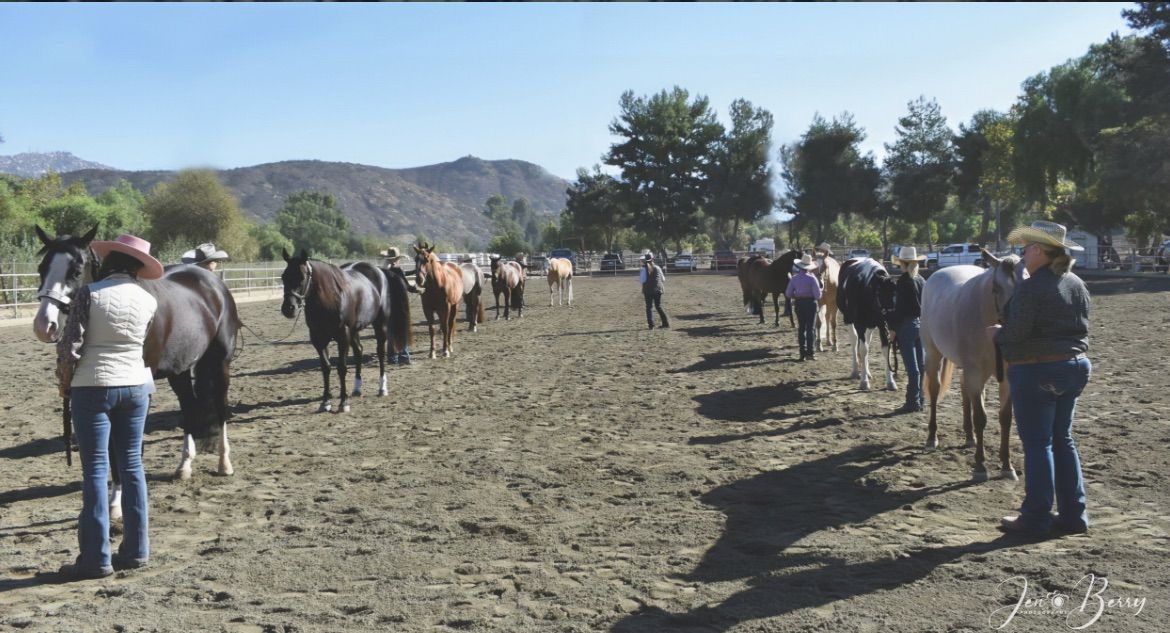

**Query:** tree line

left=560, top=2, right=1170, bottom=255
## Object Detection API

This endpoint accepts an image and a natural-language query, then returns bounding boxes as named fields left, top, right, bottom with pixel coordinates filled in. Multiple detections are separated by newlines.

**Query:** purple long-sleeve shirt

left=785, top=270, right=823, bottom=300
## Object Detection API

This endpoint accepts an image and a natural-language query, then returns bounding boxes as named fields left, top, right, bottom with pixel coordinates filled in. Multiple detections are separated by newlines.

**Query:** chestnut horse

left=413, top=243, right=464, bottom=357
left=815, top=254, right=841, bottom=352
left=280, top=249, right=397, bottom=413
left=547, top=257, right=573, bottom=306
left=33, top=226, right=241, bottom=492
left=920, top=251, right=1024, bottom=481
left=744, top=250, right=799, bottom=326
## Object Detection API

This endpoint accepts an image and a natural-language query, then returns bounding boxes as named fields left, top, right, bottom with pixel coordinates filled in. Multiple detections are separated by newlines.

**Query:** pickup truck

left=926, top=243, right=985, bottom=269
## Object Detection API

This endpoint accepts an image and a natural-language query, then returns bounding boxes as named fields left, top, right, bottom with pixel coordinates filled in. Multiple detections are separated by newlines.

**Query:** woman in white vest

left=56, top=234, right=163, bottom=579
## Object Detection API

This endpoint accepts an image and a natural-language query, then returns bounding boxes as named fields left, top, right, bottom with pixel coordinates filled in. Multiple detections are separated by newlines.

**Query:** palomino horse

left=744, top=250, right=800, bottom=326
left=491, top=256, right=526, bottom=320
left=920, top=251, right=1024, bottom=481
left=280, top=249, right=397, bottom=413
left=547, top=257, right=573, bottom=306
left=814, top=254, right=841, bottom=352
left=836, top=257, right=896, bottom=391
left=33, top=226, right=241, bottom=491
left=413, top=243, right=464, bottom=357
left=459, top=262, right=487, bottom=332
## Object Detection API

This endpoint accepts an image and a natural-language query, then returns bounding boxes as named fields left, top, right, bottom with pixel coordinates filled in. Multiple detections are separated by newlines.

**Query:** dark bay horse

left=381, top=265, right=414, bottom=358
left=736, top=253, right=764, bottom=315
left=32, top=226, right=241, bottom=487
left=280, top=249, right=398, bottom=413
left=489, top=254, right=526, bottom=320
left=744, top=250, right=799, bottom=326
left=413, top=243, right=464, bottom=357
left=837, top=257, right=896, bottom=391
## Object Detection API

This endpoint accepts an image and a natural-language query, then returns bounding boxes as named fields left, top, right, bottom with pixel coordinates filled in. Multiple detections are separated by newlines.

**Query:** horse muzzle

left=33, top=299, right=61, bottom=343
left=281, top=297, right=300, bottom=319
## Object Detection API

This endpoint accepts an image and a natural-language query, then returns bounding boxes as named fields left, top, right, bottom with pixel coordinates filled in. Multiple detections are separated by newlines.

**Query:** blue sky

left=0, top=3, right=1133, bottom=181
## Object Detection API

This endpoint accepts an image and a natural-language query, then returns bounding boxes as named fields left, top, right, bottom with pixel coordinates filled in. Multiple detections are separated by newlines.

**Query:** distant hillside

left=0, top=152, right=115, bottom=177
left=59, top=157, right=570, bottom=246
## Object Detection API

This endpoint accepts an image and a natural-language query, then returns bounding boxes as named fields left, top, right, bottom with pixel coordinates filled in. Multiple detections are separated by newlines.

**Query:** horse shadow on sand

left=610, top=444, right=1021, bottom=632
left=669, top=348, right=780, bottom=375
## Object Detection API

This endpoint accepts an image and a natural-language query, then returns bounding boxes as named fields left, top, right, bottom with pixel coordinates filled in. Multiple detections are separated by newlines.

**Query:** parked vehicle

left=847, top=248, right=871, bottom=260
left=548, top=247, right=577, bottom=273
left=711, top=249, right=738, bottom=270
left=599, top=253, right=625, bottom=272
left=667, top=253, right=697, bottom=272
left=926, top=243, right=984, bottom=269
left=750, top=238, right=776, bottom=258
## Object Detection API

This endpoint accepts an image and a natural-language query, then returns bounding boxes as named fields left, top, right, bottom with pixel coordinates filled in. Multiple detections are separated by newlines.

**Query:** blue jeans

left=71, top=385, right=151, bottom=573
left=390, top=346, right=411, bottom=365
left=793, top=298, right=818, bottom=357
left=1008, top=356, right=1091, bottom=532
left=897, top=319, right=925, bottom=407
left=644, top=293, right=668, bottom=328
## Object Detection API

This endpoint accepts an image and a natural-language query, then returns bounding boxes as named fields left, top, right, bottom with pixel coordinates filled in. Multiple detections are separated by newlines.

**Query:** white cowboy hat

left=1007, top=220, right=1084, bottom=252
left=892, top=246, right=927, bottom=263
left=92, top=234, right=165, bottom=280
left=378, top=246, right=407, bottom=262
left=642, top=252, right=653, bottom=262
left=181, top=242, right=230, bottom=265
left=793, top=253, right=817, bottom=270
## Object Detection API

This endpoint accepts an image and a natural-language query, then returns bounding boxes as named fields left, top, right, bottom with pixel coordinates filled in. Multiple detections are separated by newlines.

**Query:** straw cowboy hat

left=92, top=234, right=165, bottom=280
left=1007, top=220, right=1084, bottom=252
left=379, top=246, right=407, bottom=263
left=815, top=242, right=833, bottom=254
left=794, top=253, right=818, bottom=270
left=181, top=242, right=230, bottom=265
left=892, top=246, right=927, bottom=265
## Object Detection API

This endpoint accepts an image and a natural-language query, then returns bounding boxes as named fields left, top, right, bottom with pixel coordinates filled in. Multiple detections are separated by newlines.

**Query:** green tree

left=706, top=99, right=775, bottom=249
left=249, top=221, right=294, bottom=261
left=955, top=109, right=1022, bottom=248
left=144, top=169, right=255, bottom=259
left=563, top=166, right=630, bottom=252
left=605, top=86, right=724, bottom=254
left=884, top=96, right=956, bottom=249
left=95, top=179, right=149, bottom=237
left=41, top=194, right=107, bottom=237
left=487, top=231, right=530, bottom=258
left=273, top=191, right=351, bottom=258
left=780, top=113, right=880, bottom=244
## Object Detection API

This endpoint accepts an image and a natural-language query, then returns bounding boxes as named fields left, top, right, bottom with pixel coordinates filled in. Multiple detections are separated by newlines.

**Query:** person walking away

left=56, top=234, right=163, bottom=579
left=785, top=253, right=822, bottom=360
left=890, top=246, right=927, bottom=413
left=180, top=243, right=229, bottom=273
left=639, top=253, right=669, bottom=329
left=379, top=246, right=412, bottom=365
left=988, top=221, right=1091, bottom=537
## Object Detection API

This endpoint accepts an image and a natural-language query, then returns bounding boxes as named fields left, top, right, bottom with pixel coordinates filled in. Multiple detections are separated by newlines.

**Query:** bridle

left=285, top=260, right=314, bottom=307
left=36, top=247, right=99, bottom=314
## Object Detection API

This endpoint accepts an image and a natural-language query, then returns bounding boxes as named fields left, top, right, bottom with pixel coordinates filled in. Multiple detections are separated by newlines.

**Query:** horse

left=280, top=249, right=395, bottom=413
left=814, top=254, right=841, bottom=352
left=836, top=257, right=896, bottom=391
left=458, top=262, right=487, bottom=332
left=32, top=226, right=241, bottom=491
left=490, top=255, right=526, bottom=320
left=412, top=243, right=464, bottom=357
left=380, top=266, right=415, bottom=359
left=744, top=250, right=800, bottom=326
left=547, top=257, right=574, bottom=306
left=920, top=250, right=1024, bottom=481
left=736, top=254, right=764, bottom=315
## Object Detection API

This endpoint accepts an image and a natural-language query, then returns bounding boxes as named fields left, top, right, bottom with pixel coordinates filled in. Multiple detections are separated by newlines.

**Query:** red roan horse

left=413, top=243, right=465, bottom=357
left=33, top=226, right=241, bottom=509
left=281, top=248, right=405, bottom=413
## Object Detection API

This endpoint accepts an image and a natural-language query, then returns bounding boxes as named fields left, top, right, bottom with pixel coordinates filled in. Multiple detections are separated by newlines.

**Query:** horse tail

left=476, top=295, right=486, bottom=323
left=938, top=357, right=955, bottom=400
left=383, top=267, right=413, bottom=352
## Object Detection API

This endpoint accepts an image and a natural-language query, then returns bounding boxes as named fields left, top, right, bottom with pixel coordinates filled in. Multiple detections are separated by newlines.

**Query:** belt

left=1011, top=353, right=1085, bottom=365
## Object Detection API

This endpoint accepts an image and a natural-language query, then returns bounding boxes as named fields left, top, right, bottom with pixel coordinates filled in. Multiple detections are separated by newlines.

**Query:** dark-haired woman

left=56, top=234, right=162, bottom=578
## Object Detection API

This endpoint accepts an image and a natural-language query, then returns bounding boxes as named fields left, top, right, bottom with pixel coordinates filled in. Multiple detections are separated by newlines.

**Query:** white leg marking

left=858, top=332, right=871, bottom=390
left=378, top=374, right=388, bottom=396
left=883, top=345, right=898, bottom=391
left=218, top=424, right=234, bottom=476
left=109, top=485, right=123, bottom=521
left=352, top=377, right=363, bottom=397
left=176, top=434, right=195, bottom=480
left=849, top=327, right=860, bottom=379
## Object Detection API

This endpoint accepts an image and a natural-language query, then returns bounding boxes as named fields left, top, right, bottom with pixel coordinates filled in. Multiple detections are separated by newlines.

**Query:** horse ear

left=299, top=248, right=309, bottom=261
left=981, top=247, right=1001, bottom=268
left=281, top=247, right=291, bottom=262
left=35, top=225, right=53, bottom=246
left=81, top=225, right=98, bottom=244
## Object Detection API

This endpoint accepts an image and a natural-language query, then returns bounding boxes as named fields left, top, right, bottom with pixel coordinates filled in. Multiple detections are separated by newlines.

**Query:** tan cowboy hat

left=892, top=246, right=927, bottom=264
left=1007, top=220, right=1084, bottom=252
left=92, top=234, right=165, bottom=280
left=379, top=246, right=407, bottom=263
left=794, top=253, right=817, bottom=270
left=181, top=242, right=229, bottom=265
left=816, top=242, right=833, bottom=254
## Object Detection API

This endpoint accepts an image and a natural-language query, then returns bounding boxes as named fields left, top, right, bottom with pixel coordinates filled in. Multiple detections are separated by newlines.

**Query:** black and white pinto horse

left=836, top=257, right=897, bottom=391
left=33, top=226, right=241, bottom=509
left=280, top=249, right=398, bottom=413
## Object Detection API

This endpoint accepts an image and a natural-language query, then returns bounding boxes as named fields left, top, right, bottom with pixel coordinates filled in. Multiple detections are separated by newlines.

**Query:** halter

left=285, top=260, right=314, bottom=305
left=36, top=247, right=99, bottom=313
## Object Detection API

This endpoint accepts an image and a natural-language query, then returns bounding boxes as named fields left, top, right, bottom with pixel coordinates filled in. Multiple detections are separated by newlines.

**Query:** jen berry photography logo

left=989, top=574, right=1148, bottom=630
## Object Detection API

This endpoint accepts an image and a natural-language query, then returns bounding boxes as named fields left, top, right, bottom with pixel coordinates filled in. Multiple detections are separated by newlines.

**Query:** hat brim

left=1007, top=227, right=1084, bottom=252
left=92, top=241, right=165, bottom=280
left=794, top=262, right=817, bottom=270
left=893, top=255, right=927, bottom=263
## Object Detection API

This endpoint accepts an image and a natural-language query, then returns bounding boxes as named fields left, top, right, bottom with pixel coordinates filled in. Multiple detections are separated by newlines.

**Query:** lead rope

left=237, top=261, right=311, bottom=348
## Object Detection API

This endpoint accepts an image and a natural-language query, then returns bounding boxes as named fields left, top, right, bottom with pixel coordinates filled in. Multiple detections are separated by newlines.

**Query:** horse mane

left=308, top=259, right=347, bottom=311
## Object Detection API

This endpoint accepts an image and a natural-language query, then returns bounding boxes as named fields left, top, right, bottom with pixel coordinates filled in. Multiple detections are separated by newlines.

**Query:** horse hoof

left=964, top=439, right=976, bottom=449
left=925, top=438, right=939, bottom=449
left=219, top=464, right=235, bottom=477
left=972, top=469, right=989, bottom=483
left=110, top=507, right=124, bottom=521
left=1001, top=468, right=1019, bottom=481
left=429, top=352, right=437, bottom=359
left=340, top=404, right=351, bottom=413
left=859, top=383, right=870, bottom=391
left=885, top=383, right=898, bottom=392
left=377, top=389, right=388, bottom=397
left=443, top=350, right=451, bottom=358
left=175, top=467, right=192, bottom=481
left=319, top=403, right=332, bottom=413
left=351, top=389, right=362, bottom=397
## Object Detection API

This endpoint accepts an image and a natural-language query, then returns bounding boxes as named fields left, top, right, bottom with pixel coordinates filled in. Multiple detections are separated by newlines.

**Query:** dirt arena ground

left=2, top=271, right=1168, bottom=632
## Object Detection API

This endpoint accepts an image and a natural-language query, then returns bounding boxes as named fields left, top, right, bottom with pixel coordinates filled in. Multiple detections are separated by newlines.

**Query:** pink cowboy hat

left=91, top=234, right=165, bottom=280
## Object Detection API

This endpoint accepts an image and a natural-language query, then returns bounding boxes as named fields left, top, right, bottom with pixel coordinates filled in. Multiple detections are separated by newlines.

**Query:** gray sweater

left=995, top=267, right=1089, bottom=362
